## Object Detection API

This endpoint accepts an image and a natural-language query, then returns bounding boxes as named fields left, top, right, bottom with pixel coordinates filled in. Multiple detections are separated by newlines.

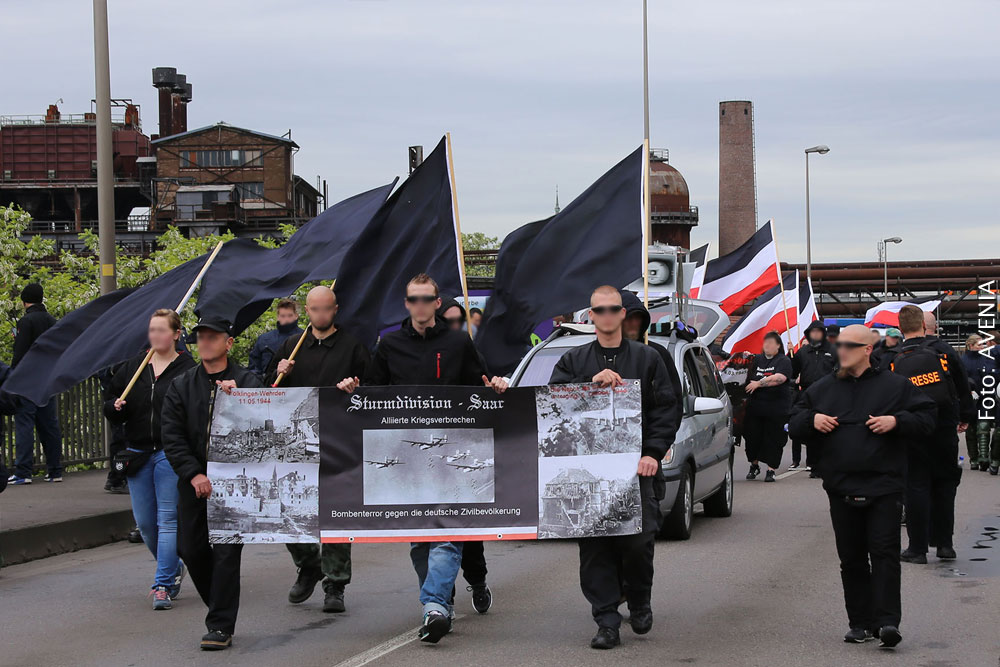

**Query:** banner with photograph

left=207, top=382, right=642, bottom=544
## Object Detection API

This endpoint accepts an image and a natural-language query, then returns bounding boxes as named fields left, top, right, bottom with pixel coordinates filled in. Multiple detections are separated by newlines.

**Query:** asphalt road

left=2, top=458, right=998, bottom=667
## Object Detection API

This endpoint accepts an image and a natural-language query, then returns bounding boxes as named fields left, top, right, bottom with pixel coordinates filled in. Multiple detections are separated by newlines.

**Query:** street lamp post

left=804, top=145, right=830, bottom=286
left=879, top=236, right=903, bottom=296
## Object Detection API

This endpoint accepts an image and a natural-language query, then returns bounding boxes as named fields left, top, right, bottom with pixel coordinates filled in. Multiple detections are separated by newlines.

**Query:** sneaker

left=844, top=627, right=875, bottom=643
left=9, top=475, right=31, bottom=485
left=764, top=470, right=776, bottom=483
left=936, top=546, right=957, bottom=560
left=590, top=626, right=621, bottom=650
left=788, top=462, right=800, bottom=470
left=288, top=567, right=323, bottom=604
left=106, top=481, right=128, bottom=494
left=127, top=528, right=144, bottom=544
left=900, top=549, right=927, bottom=564
left=323, top=587, right=346, bottom=613
left=746, top=463, right=760, bottom=480
left=878, top=625, right=902, bottom=649
left=468, top=583, right=492, bottom=614
left=44, top=473, right=62, bottom=483
left=151, top=586, right=173, bottom=611
left=418, top=610, right=451, bottom=643
left=805, top=465, right=812, bottom=471
left=200, top=630, right=232, bottom=651
left=169, top=562, right=185, bottom=599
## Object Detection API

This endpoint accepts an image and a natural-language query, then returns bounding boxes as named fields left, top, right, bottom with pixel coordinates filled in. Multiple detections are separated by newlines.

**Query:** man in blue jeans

left=8, top=283, right=63, bottom=485
left=337, top=273, right=508, bottom=643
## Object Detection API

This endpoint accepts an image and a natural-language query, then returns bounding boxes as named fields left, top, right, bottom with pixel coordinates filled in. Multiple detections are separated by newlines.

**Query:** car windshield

left=516, top=346, right=581, bottom=387
left=649, top=303, right=722, bottom=341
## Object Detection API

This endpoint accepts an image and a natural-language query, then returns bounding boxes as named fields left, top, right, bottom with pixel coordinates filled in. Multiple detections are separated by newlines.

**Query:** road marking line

left=332, top=614, right=467, bottom=667
left=775, top=469, right=806, bottom=480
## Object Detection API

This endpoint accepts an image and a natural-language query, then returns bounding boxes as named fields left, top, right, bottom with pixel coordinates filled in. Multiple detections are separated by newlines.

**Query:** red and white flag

left=697, top=221, right=780, bottom=313
left=864, top=298, right=941, bottom=327
left=688, top=243, right=709, bottom=298
left=722, top=272, right=799, bottom=355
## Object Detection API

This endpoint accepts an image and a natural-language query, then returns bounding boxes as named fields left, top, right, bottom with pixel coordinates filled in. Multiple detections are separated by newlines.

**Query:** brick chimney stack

left=718, top=100, right=757, bottom=256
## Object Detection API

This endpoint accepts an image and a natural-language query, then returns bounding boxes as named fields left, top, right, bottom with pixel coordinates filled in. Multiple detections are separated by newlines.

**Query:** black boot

left=288, top=568, right=323, bottom=604
left=590, top=626, right=620, bottom=649
left=629, top=607, right=653, bottom=635
left=323, top=586, right=346, bottom=613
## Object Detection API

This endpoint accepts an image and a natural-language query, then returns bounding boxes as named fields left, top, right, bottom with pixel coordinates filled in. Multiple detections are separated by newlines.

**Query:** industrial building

left=648, top=149, right=699, bottom=248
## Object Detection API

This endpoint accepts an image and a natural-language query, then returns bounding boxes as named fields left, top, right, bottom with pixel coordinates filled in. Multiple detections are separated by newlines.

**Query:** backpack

left=890, top=341, right=958, bottom=415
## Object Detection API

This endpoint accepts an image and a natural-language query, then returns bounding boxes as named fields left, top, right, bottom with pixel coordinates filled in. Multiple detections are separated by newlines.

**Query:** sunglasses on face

left=835, top=341, right=868, bottom=349
left=405, top=295, right=438, bottom=304
left=591, top=305, right=624, bottom=316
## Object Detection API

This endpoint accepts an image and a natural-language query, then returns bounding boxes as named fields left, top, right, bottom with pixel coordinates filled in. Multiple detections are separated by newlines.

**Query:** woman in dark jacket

left=743, top=331, right=793, bottom=482
left=104, top=309, right=196, bottom=610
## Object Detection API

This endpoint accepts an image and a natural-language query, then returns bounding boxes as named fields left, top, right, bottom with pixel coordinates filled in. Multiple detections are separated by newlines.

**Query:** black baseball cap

left=192, top=317, right=233, bottom=335
left=826, top=324, right=841, bottom=336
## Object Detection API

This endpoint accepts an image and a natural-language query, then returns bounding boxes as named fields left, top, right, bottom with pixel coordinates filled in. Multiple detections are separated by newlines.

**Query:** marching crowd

left=1, top=276, right=998, bottom=653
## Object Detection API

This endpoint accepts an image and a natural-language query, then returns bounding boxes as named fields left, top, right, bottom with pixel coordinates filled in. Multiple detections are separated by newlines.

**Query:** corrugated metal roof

left=152, top=122, right=298, bottom=148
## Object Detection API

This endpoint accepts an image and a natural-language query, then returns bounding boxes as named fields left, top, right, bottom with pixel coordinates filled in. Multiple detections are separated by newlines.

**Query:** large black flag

left=2, top=255, right=209, bottom=405
left=334, top=136, right=463, bottom=347
left=194, top=182, right=395, bottom=335
left=475, top=147, right=644, bottom=375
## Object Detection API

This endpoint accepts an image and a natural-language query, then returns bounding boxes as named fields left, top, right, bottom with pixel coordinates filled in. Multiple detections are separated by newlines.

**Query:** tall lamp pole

left=879, top=236, right=902, bottom=296
left=804, top=145, right=830, bottom=286
left=93, top=0, right=116, bottom=294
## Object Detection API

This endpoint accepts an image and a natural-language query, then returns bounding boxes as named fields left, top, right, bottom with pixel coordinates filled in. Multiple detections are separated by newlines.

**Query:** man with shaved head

left=790, top=324, right=936, bottom=649
left=266, top=286, right=370, bottom=614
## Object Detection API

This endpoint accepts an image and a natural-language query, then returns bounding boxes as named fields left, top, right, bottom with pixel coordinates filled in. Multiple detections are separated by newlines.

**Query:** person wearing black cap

left=161, top=317, right=262, bottom=651
left=8, top=283, right=63, bottom=485
left=825, top=324, right=841, bottom=346
left=790, top=320, right=836, bottom=472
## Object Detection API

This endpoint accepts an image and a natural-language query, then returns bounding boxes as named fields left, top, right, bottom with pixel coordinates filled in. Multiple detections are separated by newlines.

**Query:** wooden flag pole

left=271, top=325, right=311, bottom=387
left=118, top=240, right=226, bottom=401
left=642, top=139, right=652, bottom=343
left=445, top=132, right=474, bottom=340
left=768, top=218, right=795, bottom=352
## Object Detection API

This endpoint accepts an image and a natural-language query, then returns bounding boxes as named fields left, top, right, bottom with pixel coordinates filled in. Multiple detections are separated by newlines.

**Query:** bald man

left=265, top=287, right=370, bottom=613
left=789, top=324, right=936, bottom=648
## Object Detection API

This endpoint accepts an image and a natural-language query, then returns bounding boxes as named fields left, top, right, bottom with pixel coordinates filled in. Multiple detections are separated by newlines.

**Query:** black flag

left=334, top=136, right=464, bottom=347
left=475, top=146, right=644, bottom=375
left=194, top=182, right=395, bottom=334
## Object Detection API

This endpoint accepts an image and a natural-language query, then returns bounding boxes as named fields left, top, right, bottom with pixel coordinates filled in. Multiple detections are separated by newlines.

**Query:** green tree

left=462, top=231, right=498, bottom=278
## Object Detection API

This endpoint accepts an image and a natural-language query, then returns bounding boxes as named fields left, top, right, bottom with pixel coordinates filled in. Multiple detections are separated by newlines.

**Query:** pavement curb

left=1, top=509, right=135, bottom=567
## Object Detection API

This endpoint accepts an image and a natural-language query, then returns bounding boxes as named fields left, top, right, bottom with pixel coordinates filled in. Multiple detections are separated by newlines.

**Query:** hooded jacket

left=161, top=359, right=262, bottom=484
left=365, top=316, right=485, bottom=386
left=248, top=321, right=304, bottom=378
left=792, top=320, right=835, bottom=389
left=436, top=297, right=467, bottom=322
left=103, top=350, right=197, bottom=451
left=789, top=366, right=937, bottom=496
left=619, top=290, right=683, bottom=398
left=12, top=303, right=56, bottom=368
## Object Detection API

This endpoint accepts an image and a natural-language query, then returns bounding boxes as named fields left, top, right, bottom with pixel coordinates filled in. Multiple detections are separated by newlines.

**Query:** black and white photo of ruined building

left=208, top=462, right=319, bottom=543
left=537, top=454, right=641, bottom=539
left=535, top=381, right=642, bottom=457
left=210, top=387, right=319, bottom=464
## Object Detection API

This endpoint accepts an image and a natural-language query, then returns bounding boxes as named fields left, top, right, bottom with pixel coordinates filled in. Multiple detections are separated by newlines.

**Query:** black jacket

left=161, top=360, right=262, bottom=484
left=620, top=290, right=684, bottom=399
left=923, top=335, right=975, bottom=424
left=789, top=366, right=937, bottom=496
left=12, top=304, right=56, bottom=367
left=792, top=339, right=835, bottom=389
left=103, top=351, right=197, bottom=451
left=871, top=341, right=900, bottom=371
left=366, top=317, right=486, bottom=386
left=265, top=328, right=370, bottom=387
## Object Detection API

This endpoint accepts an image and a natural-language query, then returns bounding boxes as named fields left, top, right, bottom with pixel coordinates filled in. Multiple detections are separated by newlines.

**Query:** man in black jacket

left=161, top=318, right=262, bottom=651
left=619, top=290, right=683, bottom=398
left=789, top=324, right=936, bottom=649
left=790, top=320, right=836, bottom=472
left=336, top=273, right=508, bottom=644
left=549, top=285, right=681, bottom=650
left=9, top=283, right=63, bottom=485
left=265, top=287, right=370, bottom=614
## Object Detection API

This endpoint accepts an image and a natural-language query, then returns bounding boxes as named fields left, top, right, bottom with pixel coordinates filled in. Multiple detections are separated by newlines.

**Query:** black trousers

left=177, top=485, right=243, bottom=634
left=743, top=412, right=786, bottom=469
left=461, top=540, right=488, bottom=586
left=578, top=531, right=655, bottom=629
left=905, top=455, right=959, bottom=553
left=828, top=492, right=902, bottom=630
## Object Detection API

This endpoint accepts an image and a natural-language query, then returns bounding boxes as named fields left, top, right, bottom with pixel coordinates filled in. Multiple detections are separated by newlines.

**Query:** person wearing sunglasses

left=336, top=273, right=508, bottom=644
left=789, top=324, right=935, bottom=648
left=743, top=331, right=794, bottom=482
left=548, top=285, right=681, bottom=650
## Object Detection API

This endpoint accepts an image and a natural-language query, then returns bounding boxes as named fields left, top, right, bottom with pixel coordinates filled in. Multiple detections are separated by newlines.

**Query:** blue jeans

left=128, top=449, right=181, bottom=589
left=13, top=398, right=63, bottom=478
left=410, top=541, right=463, bottom=616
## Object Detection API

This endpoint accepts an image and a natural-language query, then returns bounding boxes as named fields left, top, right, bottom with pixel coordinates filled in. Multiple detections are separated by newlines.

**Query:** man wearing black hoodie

left=336, top=274, right=508, bottom=644
left=789, top=324, right=936, bottom=649
left=549, top=286, right=681, bottom=650
left=619, top=290, right=683, bottom=399
left=161, top=318, right=262, bottom=651
left=791, top=320, right=836, bottom=472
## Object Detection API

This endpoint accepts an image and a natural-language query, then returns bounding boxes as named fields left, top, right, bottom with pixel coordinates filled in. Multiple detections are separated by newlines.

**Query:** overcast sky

left=6, top=0, right=998, bottom=263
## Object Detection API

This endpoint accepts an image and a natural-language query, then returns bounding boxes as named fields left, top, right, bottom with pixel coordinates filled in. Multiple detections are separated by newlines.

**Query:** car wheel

left=660, top=466, right=693, bottom=540
left=703, top=455, right=733, bottom=518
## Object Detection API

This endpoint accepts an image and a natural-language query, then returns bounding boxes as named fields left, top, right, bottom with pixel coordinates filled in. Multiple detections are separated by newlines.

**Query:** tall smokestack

left=171, top=74, right=188, bottom=135
left=718, top=100, right=757, bottom=256
left=152, top=67, right=177, bottom=138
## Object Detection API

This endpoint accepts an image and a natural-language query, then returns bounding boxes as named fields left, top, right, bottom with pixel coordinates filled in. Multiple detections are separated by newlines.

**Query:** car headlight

left=663, top=446, right=674, bottom=465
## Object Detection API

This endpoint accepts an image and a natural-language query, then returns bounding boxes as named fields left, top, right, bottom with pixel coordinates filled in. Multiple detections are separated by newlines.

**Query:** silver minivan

left=509, top=299, right=735, bottom=540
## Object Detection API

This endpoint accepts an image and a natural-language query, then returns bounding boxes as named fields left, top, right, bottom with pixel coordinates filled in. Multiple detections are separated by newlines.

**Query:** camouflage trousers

left=286, top=543, right=351, bottom=592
